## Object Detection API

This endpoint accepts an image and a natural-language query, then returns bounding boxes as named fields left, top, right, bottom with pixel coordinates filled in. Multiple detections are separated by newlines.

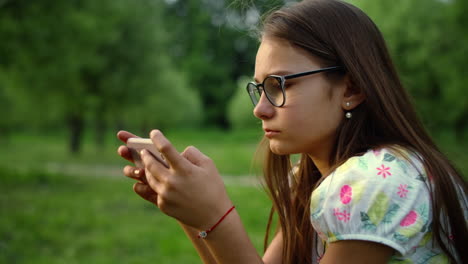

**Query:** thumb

left=133, top=182, right=158, bottom=205
left=181, top=146, right=209, bottom=167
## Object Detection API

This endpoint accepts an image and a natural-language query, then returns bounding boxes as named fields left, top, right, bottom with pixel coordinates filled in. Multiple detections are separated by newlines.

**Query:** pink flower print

left=400, top=210, right=418, bottom=227
left=449, top=234, right=454, bottom=241
left=376, top=164, right=392, bottom=178
left=340, top=185, right=353, bottom=204
left=397, top=184, right=409, bottom=198
left=373, top=149, right=382, bottom=157
left=333, top=208, right=350, bottom=222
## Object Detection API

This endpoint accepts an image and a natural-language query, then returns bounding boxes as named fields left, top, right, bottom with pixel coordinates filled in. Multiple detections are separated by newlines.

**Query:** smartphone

left=126, top=138, right=168, bottom=168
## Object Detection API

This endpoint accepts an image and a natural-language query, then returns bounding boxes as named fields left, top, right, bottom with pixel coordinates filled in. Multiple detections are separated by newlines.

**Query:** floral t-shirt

left=310, top=147, right=451, bottom=263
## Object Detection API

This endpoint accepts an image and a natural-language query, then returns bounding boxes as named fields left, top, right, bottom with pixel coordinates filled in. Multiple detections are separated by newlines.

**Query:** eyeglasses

left=246, top=66, right=343, bottom=107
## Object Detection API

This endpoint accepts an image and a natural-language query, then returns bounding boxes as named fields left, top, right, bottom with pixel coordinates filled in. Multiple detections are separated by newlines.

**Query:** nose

left=253, top=92, right=275, bottom=120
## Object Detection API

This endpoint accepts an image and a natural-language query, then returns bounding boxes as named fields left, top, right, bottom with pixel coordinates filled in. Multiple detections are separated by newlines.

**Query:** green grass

left=0, top=169, right=271, bottom=264
left=0, top=129, right=466, bottom=263
left=0, top=128, right=263, bottom=176
left=1, top=128, right=465, bottom=178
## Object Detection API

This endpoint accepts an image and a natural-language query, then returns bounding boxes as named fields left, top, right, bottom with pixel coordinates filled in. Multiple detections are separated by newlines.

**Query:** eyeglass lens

left=247, top=76, right=283, bottom=106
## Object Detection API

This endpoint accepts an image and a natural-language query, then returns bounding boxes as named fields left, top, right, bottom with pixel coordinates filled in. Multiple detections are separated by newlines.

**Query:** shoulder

left=333, top=146, right=427, bottom=183
left=322, top=146, right=430, bottom=211
left=314, top=146, right=429, bottom=204
left=311, top=146, right=433, bottom=256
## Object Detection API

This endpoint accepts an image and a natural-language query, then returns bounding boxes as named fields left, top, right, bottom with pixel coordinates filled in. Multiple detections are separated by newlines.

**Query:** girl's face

left=253, top=37, right=347, bottom=160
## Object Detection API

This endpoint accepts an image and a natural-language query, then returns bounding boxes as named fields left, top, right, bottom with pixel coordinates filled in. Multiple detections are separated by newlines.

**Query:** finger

left=181, top=146, right=210, bottom=167
left=123, top=165, right=148, bottom=184
left=118, top=145, right=134, bottom=162
left=149, top=130, right=190, bottom=171
left=140, top=149, right=168, bottom=183
left=144, top=165, right=164, bottom=194
left=133, top=182, right=158, bottom=205
left=117, top=130, right=140, bottom=144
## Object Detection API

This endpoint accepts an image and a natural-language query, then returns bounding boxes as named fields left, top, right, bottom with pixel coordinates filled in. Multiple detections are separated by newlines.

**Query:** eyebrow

left=253, top=70, right=295, bottom=83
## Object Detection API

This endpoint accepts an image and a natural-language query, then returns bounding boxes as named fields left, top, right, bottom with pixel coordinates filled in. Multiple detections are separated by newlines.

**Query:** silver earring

left=346, top=102, right=351, bottom=107
left=346, top=112, right=352, bottom=119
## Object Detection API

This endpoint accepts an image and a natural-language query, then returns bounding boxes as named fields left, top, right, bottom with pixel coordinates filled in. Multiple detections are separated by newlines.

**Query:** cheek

left=285, top=95, right=343, bottom=142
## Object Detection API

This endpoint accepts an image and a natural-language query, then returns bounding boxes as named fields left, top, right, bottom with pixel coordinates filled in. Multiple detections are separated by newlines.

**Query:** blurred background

left=0, top=0, right=466, bottom=263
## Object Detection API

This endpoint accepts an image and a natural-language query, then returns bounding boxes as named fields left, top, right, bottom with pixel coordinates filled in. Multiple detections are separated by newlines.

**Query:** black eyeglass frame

left=246, top=66, right=343, bottom=107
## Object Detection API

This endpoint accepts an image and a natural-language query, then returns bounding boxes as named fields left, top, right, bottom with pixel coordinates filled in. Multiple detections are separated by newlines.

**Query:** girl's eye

left=284, top=81, right=295, bottom=89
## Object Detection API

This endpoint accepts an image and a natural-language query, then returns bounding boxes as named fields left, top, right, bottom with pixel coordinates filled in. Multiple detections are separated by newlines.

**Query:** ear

left=341, top=76, right=365, bottom=110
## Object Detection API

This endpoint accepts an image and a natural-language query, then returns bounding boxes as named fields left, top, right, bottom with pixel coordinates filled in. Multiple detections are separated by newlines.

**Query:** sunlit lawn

left=0, top=169, right=270, bottom=264
left=0, top=129, right=270, bottom=263
left=1, top=128, right=264, bottom=176
left=0, top=128, right=466, bottom=263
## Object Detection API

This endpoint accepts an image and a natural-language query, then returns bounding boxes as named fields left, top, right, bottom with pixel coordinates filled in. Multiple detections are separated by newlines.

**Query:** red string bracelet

left=198, top=205, right=236, bottom=239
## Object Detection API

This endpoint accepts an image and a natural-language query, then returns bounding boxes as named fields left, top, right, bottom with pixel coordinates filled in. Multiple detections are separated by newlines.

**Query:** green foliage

left=228, top=76, right=260, bottom=130
left=162, top=0, right=259, bottom=127
left=348, top=0, right=468, bottom=140
left=119, top=69, right=203, bottom=133
left=1, top=0, right=467, bottom=153
left=0, top=0, right=205, bottom=150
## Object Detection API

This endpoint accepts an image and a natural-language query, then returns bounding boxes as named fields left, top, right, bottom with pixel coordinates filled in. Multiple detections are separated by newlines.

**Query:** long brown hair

left=257, top=0, right=468, bottom=263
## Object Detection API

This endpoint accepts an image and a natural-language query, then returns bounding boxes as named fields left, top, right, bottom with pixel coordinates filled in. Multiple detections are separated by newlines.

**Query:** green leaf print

left=384, top=153, right=396, bottom=162
left=327, top=231, right=342, bottom=242
left=368, top=192, right=390, bottom=225
left=382, top=204, right=401, bottom=224
left=421, top=252, right=449, bottom=264
left=417, top=204, right=430, bottom=232
left=358, top=157, right=368, bottom=170
left=416, top=174, right=426, bottom=182
left=396, top=160, right=409, bottom=173
left=417, top=203, right=429, bottom=219
left=349, top=180, right=366, bottom=203
left=310, top=188, right=324, bottom=219
left=388, top=259, right=414, bottom=264
left=360, top=212, right=377, bottom=231
left=427, top=254, right=450, bottom=264
left=419, top=232, right=432, bottom=246
left=393, top=232, right=409, bottom=243
left=310, top=189, right=321, bottom=212
left=361, top=211, right=370, bottom=221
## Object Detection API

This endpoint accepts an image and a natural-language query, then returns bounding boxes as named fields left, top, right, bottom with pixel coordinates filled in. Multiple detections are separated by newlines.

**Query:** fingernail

left=151, top=129, right=162, bottom=138
left=140, top=150, right=145, bottom=156
left=134, top=169, right=140, bottom=175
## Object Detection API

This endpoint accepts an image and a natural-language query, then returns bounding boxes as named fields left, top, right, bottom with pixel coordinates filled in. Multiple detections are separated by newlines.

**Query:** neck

left=307, top=152, right=331, bottom=176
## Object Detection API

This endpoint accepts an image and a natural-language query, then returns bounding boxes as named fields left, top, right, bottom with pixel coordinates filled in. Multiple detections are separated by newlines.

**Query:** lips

left=264, top=128, right=280, bottom=138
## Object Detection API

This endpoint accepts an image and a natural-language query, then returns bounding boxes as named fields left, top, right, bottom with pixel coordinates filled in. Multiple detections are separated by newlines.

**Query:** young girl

left=117, top=0, right=467, bottom=263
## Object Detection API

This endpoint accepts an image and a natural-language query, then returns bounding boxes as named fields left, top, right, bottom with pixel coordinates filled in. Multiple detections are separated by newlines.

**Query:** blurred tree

left=444, top=0, right=468, bottom=140
left=0, top=0, right=202, bottom=153
left=227, top=76, right=259, bottom=130
left=349, top=0, right=468, bottom=141
left=162, top=0, right=261, bottom=129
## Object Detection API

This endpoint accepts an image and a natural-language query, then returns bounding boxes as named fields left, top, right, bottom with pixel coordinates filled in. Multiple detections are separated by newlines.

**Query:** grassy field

left=1, top=129, right=271, bottom=263
left=0, top=168, right=271, bottom=264
left=1, top=128, right=466, bottom=177
left=0, top=129, right=466, bottom=263
left=1, top=129, right=264, bottom=176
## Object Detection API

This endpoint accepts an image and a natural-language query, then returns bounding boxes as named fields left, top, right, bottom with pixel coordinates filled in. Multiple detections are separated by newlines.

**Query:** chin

left=269, top=141, right=295, bottom=155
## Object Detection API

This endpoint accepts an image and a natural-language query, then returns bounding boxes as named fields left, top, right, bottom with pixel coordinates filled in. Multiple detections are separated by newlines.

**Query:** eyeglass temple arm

left=284, top=66, right=343, bottom=80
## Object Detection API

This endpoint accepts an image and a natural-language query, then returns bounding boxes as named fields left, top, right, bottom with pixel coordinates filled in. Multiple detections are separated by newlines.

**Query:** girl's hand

left=140, top=129, right=232, bottom=231
left=117, top=130, right=158, bottom=205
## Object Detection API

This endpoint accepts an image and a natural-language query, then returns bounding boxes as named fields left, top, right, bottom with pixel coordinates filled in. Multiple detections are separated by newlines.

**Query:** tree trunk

left=94, top=107, right=106, bottom=149
left=68, top=114, right=84, bottom=154
left=454, top=112, right=467, bottom=142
